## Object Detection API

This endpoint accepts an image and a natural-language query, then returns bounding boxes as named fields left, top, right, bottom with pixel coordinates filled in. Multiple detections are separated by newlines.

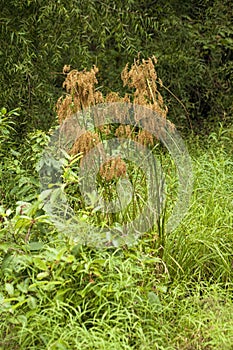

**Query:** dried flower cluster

left=56, top=65, right=104, bottom=124
left=121, top=56, right=168, bottom=119
left=69, top=131, right=100, bottom=156
left=57, top=57, right=173, bottom=181
left=115, top=125, right=154, bottom=147
left=99, top=156, right=127, bottom=182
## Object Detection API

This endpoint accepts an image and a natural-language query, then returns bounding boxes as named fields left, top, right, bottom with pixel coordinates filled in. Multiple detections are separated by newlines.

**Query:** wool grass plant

left=55, top=57, right=175, bottom=251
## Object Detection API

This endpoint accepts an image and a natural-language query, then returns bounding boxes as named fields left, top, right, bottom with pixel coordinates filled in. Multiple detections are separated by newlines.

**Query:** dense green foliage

left=1, top=0, right=232, bottom=132
left=0, top=119, right=233, bottom=348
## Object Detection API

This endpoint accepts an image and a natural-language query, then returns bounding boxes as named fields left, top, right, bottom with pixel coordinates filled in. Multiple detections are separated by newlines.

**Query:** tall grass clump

left=164, top=125, right=233, bottom=283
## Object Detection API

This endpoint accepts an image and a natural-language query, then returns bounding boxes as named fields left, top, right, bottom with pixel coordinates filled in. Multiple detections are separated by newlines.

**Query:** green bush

left=0, top=107, right=50, bottom=207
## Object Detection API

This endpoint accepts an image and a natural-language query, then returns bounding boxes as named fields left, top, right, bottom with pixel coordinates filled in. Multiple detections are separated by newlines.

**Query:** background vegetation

left=1, top=0, right=232, bottom=132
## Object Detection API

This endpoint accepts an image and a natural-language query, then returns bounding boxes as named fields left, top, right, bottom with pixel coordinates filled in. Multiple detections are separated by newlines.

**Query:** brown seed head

left=99, top=156, right=127, bottom=182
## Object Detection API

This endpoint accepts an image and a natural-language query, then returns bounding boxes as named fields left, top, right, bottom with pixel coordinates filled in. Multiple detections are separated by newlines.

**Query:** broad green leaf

left=17, top=315, right=27, bottom=325
left=49, top=340, right=69, bottom=350
left=1, top=107, right=7, bottom=115
left=27, top=242, right=44, bottom=251
left=16, top=279, right=29, bottom=294
left=37, top=271, right=50, bottom=280
left=27, top=296, right=37, bottom=309
left=33, top=257, right=47, bottom=271
left=5, top=283, right=14, bottom=296
left=56, top=247, right=68, bottom=260
left=62, top=254, right=75, bottom=263
left=0, top=243, right=12, bottom=253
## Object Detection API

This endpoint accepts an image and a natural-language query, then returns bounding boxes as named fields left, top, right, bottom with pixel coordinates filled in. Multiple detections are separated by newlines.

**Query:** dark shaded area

left=0, top=0, right=232, bottom=134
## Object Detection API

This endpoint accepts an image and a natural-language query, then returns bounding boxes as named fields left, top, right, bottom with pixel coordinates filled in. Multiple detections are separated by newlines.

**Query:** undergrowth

left=0, top=122, right=232, bottom=349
